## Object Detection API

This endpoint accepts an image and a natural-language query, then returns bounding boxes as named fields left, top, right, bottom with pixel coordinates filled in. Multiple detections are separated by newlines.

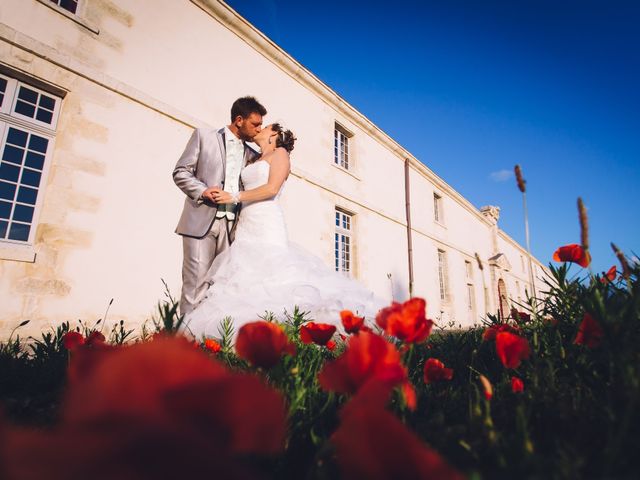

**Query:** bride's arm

left=214, top=149, right=290, bottom=204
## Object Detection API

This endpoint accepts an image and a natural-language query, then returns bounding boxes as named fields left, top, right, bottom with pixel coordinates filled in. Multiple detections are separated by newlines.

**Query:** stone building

left=0, top=0, right=546, bottom=338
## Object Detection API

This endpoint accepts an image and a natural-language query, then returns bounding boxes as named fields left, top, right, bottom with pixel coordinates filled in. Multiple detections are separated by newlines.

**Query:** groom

left=173, top=96, right=266, bottom=316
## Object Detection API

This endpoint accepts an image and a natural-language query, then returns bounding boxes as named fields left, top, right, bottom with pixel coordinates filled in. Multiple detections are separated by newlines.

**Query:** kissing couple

left=173, top=96, right=384, bottom=339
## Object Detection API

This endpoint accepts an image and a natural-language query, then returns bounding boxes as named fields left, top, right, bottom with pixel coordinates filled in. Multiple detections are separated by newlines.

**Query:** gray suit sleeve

left=173, top=129, right=209, bottom=201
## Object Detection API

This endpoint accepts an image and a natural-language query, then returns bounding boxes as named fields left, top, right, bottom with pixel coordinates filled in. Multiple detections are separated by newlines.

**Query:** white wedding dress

left=182, top=159, right=386, bottom=339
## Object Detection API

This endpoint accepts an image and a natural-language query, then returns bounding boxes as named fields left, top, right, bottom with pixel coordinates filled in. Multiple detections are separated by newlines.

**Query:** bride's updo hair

left=271, top=123, right=296, bottom=153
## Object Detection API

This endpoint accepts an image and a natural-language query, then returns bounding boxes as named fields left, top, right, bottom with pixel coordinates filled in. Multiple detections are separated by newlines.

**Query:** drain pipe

left=405, top=158, right=414, bottom=298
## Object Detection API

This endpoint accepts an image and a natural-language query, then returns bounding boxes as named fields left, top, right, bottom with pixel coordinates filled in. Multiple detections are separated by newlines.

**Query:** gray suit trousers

left=180, top=217, right=232, bottom=316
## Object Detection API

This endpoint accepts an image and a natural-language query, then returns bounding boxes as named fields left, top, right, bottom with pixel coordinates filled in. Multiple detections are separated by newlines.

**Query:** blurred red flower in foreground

left=482, top=323, right=520, bottom=342
left=601, top=265, right=617, bottom=284
left=376, top=297, right=434, bottom=343
left=553, top=243, right=591, bottom=268
left=2, top=337, right=287, bottom=479
left=318, top=331, right=416, bottom=409
left=495, top=332, right=531, bottom=369
left=331, top=384, right=463, bottom=480
left=235, top=321, right=296, bottom=369
left=574, top=313, right=604, bottom=348
left=300, top=322, right=336, bottom=346
left=62, top=331, right=84, bottom=350
left=423, top=358, right=454, bottom=384
left=204, top=338, right=221, bottom=353
left=511, top=376, right=524, bottom=393
left=340, top=310, right=365, bottom=334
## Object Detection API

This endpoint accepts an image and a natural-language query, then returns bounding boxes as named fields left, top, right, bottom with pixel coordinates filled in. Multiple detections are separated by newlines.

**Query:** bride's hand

left=213, top=190, right=234, bottom=204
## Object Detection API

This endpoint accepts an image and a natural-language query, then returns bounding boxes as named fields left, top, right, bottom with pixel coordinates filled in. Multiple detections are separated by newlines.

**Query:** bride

left=181, top=123, right=385, bottom=339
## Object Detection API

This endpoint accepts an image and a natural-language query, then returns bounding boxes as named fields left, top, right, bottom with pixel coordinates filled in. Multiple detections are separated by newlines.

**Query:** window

left=465, top=260, right=473, bottom=280
left=49, top=0, right=78, bottom=14
left=11, top=84, right=60, bottom=128
left=515, top=280, right=522, bottom=302
left=433, top=192, right=444, bottom=224
left=0, top=74, right=60, bottom=245
left=465, top=260, right=476, bottom=319
left=335, top=209, right=353, bottom=275
left=437, top=249, right=449, bottom=303
left=467, top=284, right=476, bottom=317
left=36, top=0, right=98, bottom=35
left=334, top=124, right=351, bottom=170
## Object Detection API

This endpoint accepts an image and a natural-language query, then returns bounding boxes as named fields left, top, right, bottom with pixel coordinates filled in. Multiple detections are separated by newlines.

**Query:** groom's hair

left=231, top=96, right=267, bottom=121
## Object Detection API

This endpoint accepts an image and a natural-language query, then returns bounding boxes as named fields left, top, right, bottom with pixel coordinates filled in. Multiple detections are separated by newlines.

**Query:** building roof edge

left=192, top=0, right=493, bottom=226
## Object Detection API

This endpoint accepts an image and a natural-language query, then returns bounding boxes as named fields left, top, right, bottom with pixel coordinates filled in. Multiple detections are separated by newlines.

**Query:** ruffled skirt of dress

left=181, top=234, right=387, bottom=340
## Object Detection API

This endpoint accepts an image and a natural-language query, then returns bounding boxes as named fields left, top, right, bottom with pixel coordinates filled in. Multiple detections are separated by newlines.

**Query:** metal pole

left=404, top=158, right=414, bottom=298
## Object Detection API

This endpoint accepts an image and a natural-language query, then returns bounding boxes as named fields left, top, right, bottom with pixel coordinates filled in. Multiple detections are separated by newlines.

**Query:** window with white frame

left=434, top=192, right=444, bottom=224
left=335, top=209, right=353, bottom=275
left=49, top=0, right=78, bottom=14
left=465, top=260, right=476, bottom=319
left=515, top=280, right=522, bottom=303
left=334, top=124, right=351, bottom=170
left=437, top=249, right=449, bottom=303
left=0, top=73, right=60, bottom=245
left=467, top=283, right=476, bottom=317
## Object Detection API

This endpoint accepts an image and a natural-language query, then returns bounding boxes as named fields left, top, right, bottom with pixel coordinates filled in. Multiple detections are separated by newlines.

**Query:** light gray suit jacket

left=173, top=127, right=259, bottom=238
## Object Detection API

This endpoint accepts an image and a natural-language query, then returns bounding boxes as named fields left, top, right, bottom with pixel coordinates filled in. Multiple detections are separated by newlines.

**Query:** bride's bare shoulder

left=263, top=148, right=289, bottom=165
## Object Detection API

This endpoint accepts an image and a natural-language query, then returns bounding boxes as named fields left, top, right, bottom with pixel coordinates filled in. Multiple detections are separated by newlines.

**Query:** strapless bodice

left=235, top=160, right=287, bottom=246
left=241, top=161, right=285, bottom=199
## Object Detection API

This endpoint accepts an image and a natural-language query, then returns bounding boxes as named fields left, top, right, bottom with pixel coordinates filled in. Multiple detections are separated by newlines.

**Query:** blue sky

left=226, top=0, right=639, bottom=275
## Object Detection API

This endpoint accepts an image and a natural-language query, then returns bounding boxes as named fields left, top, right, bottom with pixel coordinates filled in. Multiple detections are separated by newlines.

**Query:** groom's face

left=236, top=113, right=263, bottom=141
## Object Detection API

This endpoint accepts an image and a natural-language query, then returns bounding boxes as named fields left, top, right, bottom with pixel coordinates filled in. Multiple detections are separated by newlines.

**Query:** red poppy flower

left=3, top=416, right=276, bottom=479
left=3, top=337, right=287, bottom=478
left=510, top=308, right=531, bottom=323
left=326, top=340, right=337, bottom=351
left=423, top=358, right=454, bottom=384
left=204, top=338, right=221, bottom=353
left=552, top=244, right=591, bottom=268
left=600, top=265, right=617, bottom=284
left=85, top=331, right=106, bottom=347
left=376, top=298, right=434, bottom=343
left=64, top=337, right=287, bottom=454
left=67, top=342, right=118, bottom=385
left=495, top=332, right=531, bottom=369
left=62, top=331, right=85, bottom=350
left=340, top=310, right=365, bottom=334
left=401, top=381, right=417, bottom=410
left=574, top=313, right=604, bottom=348
left=64, top=337, right=228, bottom=422
left=300, top=322, right=336, bottom=346
left=235, top=321, right=295, bottom=369
left=331, top=388, right=463, bottom=480
left=511, top=376, right=524, bottom=393
left=318, top=331, right=414, bottom=407
left=482, top=323, right=520, bottom=342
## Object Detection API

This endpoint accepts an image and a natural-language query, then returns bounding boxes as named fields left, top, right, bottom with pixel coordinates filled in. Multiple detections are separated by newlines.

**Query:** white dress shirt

left=216, top=126, right=245, bottom=221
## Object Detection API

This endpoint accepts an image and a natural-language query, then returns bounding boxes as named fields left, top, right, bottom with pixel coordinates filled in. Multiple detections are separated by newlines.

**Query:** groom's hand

left=201, top=187, right=221, bottom=204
